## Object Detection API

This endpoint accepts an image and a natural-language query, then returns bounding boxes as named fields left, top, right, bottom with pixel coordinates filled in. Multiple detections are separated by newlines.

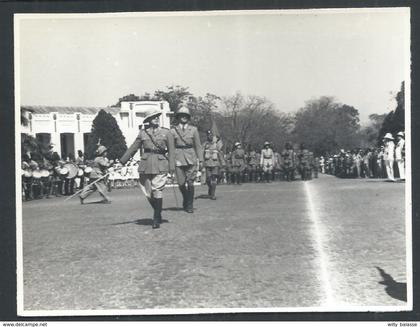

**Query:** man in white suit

left=383, top=133, right=396, bottom=182
left=395, top=131, right=405, bottom=181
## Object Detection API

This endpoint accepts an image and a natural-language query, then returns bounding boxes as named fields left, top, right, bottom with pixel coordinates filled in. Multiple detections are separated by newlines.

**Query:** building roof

left=21, top=106, right=121, bottom=115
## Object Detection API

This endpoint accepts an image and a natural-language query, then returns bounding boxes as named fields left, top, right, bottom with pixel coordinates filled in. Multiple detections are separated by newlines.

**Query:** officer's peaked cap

left=397, top=131, right=405, bottom=138
left=264, top=141, right=271, bottom=146
left=143, top=110, right=162, bottom=123
left=234, top=142, right=241, bottom=147
left=96, top=145, right=108, bottom=155
left=176, top=106, right=191, bottom=117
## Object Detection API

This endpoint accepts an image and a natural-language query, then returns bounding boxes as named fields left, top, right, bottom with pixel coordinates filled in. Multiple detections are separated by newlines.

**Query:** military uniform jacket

left=248, top=151, right=259, bottom=166
left=171, top=124, right=203, bottom=166
left=120, top=127, right=175, bottom=174
left=91, top=157, right=111, bottom=179
left=203, top=140, right=224, bottom=168
left=231, top=148, right=246, bottom=167
left=260, top=148, right=274, bottom=167
left=281, top=149, right=295, bottom=166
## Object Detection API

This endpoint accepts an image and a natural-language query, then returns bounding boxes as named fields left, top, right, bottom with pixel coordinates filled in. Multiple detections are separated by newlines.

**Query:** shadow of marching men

left=375, top=266, right=407, bottom=302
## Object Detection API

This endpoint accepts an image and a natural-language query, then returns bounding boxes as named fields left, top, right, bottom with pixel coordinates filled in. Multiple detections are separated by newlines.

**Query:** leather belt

left=176, top=145, right=193, bottom=149
left=144, top=149, right=166, bottom=154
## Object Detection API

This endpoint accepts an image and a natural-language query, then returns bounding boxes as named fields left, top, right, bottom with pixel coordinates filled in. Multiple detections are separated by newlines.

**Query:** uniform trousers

left=139, top=173, right=167, bottom=198
left=396, top=159, right=405, bottom=179
left=176, top=164, right=197, bottom=186
left=79, top=179, right=110, bottom=201
left=385, top=159, right=395, bottom=181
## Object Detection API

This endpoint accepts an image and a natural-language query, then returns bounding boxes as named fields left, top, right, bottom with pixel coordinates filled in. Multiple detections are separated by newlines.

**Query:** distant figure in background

left=395, top=131, right=405, bottom=181
left=260, top=141, right=274, bottom=183
left=383, top=133, right=396, bottom=182
left=202, top=130, right=224, bottom=200
left=79, top=145, right=113, bottom=204
left=231, top=142, right=246, bottom=185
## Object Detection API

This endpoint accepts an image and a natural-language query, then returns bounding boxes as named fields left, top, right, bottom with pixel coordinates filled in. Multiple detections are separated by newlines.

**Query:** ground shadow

left=162, top=207, right=184, bottom=211
left=135, top=218, right=169, bottom=226
left=375, top=266, right=407, bottom=302
left=195, top=194, right=210, bottom=200
left=82, top=200, right=111, bottom=205
left=111, top=218, right=169, bottom=226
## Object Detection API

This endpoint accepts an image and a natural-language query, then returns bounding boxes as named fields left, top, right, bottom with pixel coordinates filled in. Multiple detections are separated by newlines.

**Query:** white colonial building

left=21, top=101, right=172, bottom=159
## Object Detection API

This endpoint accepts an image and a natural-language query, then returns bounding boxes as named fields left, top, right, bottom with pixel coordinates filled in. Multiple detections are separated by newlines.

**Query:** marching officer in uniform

left=202, top=130, right=224, bottom=200
left=171, top=106, right=203, bottom=213
left=79, top=145, right=113, bottom=204
left=119, top=110, right=175, bottom=229
left=231, top=142, right=246, bottom=185
left=260, top=141, right=274, bottom=183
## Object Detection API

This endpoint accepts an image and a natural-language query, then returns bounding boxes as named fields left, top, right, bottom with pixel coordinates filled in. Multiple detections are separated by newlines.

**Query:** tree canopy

left=86, top=109, right=127, bottom=160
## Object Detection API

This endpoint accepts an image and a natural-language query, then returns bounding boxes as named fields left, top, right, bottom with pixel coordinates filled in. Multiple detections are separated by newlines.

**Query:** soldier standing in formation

left=202, top=130, right=224, bottom=200
left=171, top=106, right=203, bottom=213
left=230, top=142, right=246, bottom=185
left=298, top=143, right=311, bottom=181
left=260, top=141, right=274, bottom=183
left=79, top=145, right=113, bottom=204
left=119, top=110, right=175, bottom=229
left=281, top=142, right=295, bottom=182
left=247, top=147, right=260, bottom=183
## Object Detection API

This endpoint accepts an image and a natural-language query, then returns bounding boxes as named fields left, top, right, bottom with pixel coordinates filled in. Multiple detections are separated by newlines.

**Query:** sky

left=17, top=9, right=410, bottom=123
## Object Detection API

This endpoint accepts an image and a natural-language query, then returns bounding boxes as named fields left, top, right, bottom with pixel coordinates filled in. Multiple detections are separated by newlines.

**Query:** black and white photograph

left=14, top=8, right=411, bottom=316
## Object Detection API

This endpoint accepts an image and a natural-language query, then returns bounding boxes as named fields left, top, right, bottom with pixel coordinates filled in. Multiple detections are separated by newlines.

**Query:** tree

left=85, top=109, right=127, bottom=160
left=219, top=93, right=294, bottom=151
left=379, top=81, right=405, bottom=141
left=359, top=113, right=387, bottom=147
left=113, top=94, right=141, bottom=107
left=154, top=85, right=192, bottom=112
left=292, top=96, right=361, bottom=155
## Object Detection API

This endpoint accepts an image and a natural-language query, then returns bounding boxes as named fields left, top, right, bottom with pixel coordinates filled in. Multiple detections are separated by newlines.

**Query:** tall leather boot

left=154, top=198, right=163, bottom=224
left=186, top=183, right=194, bottom=213
left=207, top=179, right=211, bottom=196
left=147, top=197, right=156, bottom=209
left=210, top=182, right=217, bottom=200
left=236, top=173, right=241, bottom=185
left=179, top=184, right=188, bottom=210
left=152, top=197, right=161, bottom=229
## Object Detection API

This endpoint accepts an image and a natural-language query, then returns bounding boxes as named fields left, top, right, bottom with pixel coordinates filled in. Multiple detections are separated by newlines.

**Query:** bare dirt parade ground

left=21, top=174, right=407, bottom=312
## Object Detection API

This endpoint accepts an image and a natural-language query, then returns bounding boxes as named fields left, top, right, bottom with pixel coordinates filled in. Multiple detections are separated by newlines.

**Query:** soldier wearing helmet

left=119, top=109, right=175, bottom=229
left=281, top=142, right=296, bottom=182
left=171, top=106, right=203, bottom=213
left=202, top=130, right=224, bottom=200
left=230, top=142, right=246, bottom=185
left=260, top=141, right=274, bottom=183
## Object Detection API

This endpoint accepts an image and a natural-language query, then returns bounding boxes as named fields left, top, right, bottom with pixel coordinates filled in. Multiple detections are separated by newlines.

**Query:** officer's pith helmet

left=383, top=133, right=394, bottom=140
left=176, top=106, right=191, bottom=118
left=96, top=145, right=108, bottom=155
left=143, top=110, right=162, bottom=124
